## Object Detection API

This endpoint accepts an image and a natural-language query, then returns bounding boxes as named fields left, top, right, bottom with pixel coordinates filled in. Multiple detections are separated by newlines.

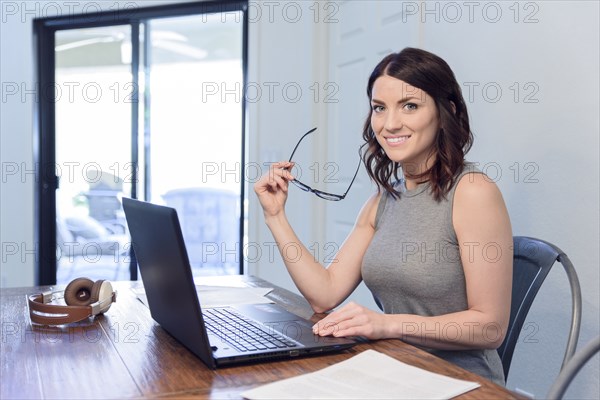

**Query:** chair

left=56, top=213, right=130, bottom=281
left=162, top=187, right=239, bottom=274
left=497, top=236, right=582, bottom=379
left=546, top=335, right=600, bottom=399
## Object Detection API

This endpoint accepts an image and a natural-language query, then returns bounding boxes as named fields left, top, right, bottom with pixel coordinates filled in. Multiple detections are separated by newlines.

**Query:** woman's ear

left=450, top=101, right=457, bottom=115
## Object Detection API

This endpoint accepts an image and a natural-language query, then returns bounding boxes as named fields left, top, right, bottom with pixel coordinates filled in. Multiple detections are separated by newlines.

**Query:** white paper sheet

left=132, top=285, right=274, bottom=308
left=241, top=349, right=480, bottom=400
left=194, top=285, right=274, bottom=307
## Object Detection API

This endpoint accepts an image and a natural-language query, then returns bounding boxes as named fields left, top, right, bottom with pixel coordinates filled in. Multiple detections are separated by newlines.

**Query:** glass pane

left=55, top=25, right=133, bottom=284
left=147, top=13, right=244, bottom=276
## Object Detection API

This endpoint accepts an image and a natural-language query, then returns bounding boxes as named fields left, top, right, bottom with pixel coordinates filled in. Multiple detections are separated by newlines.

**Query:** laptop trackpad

left=231, top=303, right=359, bottom=347
left=232, top=303, right=311, bottom=324
left=231, top=303, right=315, bottom=342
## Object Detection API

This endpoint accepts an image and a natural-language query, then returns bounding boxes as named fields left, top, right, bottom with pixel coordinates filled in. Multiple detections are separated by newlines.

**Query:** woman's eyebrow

left=371, top=96, right=420, bottom=104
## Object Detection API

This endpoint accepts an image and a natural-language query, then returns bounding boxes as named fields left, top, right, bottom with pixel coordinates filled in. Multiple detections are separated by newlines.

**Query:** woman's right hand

left=253, top=161, right=295, bottom=218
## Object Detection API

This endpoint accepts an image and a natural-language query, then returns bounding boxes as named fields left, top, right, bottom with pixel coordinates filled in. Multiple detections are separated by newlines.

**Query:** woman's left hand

left=312, top=302, right=389, bottom=340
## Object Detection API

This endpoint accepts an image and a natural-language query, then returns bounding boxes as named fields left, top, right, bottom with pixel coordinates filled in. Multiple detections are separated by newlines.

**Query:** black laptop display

left=122, top=197, right=356, bottom=368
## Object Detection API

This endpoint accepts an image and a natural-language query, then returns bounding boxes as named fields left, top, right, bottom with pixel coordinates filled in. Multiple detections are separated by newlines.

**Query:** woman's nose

left=384, top=110, right=403, bottom=132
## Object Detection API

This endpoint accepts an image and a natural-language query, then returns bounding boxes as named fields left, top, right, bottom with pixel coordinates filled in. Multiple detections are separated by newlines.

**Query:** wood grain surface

left=1, top=276, right=523, bottom=399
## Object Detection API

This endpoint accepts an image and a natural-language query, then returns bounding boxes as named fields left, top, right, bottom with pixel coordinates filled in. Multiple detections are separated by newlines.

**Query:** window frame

left=33, top=1, right=249, bottom=284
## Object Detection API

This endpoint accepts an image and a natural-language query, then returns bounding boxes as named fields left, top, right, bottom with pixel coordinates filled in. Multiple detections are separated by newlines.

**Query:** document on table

left=132, top=285, right=274, bottom=308
left=241, top=349, right=480, bottom=400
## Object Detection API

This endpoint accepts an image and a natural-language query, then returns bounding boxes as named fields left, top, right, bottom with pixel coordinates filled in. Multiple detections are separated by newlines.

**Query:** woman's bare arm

left=254, top=162, right=380, bottom=313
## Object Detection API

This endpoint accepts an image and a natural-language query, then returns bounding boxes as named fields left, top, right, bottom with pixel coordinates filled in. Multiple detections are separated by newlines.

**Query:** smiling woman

left=362, top=48, right=473, bottom=201
left=254, top=47, right=513, bottom=387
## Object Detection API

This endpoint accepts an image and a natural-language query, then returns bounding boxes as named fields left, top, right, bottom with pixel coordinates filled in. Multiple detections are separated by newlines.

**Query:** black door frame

left=34, top=1, right=248, bottom=285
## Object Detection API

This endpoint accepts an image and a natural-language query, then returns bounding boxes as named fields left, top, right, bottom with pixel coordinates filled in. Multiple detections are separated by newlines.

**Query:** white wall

left=1, top=0, right=39, bottom=287
left=245, top=1, right=322, bottom=293
left=417, top=2, right=599, bottom=398
left=1, top=0, right=598, bottom=398
left=248, top=1, right=599, bottom=399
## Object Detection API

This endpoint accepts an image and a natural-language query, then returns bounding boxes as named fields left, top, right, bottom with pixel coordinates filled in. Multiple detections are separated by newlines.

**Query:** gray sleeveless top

left=361, top=164, right=505, bottom=386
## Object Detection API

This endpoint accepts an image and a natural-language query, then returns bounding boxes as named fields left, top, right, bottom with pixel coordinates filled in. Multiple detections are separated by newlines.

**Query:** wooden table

left=1, top=275, right=522, bottom=399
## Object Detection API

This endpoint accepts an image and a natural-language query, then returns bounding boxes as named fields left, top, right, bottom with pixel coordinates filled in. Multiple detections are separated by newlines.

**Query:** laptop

left=122, top=197, right=357, bottom=368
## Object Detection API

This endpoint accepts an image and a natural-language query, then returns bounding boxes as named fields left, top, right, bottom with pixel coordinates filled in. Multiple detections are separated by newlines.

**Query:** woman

left=254, top=47, right=512, bottom=385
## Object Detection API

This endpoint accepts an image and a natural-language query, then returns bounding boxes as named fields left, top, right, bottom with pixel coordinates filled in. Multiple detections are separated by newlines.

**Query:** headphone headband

left=28, top=280, right=117, bottom=325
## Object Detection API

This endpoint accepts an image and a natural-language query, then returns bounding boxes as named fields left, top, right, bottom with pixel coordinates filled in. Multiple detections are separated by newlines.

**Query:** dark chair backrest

left=497, top=236, right=582, bottom=379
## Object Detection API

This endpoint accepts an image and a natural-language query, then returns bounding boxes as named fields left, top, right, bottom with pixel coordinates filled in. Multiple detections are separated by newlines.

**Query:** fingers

left=254, top=161, right=295, bottom=194
left=312, top=303, right=383, bottom=339
left=272, top=161, right=295, bottom=172
left=270, top=161, right=295, bottom=181
left=312, top=302, right=359, bottom=336
left=313, top=317, right=359, bottom=337
left=272, top=161, right=295, bottom=183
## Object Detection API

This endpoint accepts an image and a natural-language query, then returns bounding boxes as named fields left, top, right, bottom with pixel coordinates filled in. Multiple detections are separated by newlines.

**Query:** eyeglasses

left=287, top=127, right=361, bottom=201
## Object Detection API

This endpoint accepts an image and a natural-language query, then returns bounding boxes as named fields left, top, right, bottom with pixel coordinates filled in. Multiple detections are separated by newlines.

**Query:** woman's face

left=370, top=75, right=439, bottom=174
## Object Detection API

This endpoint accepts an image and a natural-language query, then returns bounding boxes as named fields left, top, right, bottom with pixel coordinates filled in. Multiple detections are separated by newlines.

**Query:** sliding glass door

left=35, top=2, right=248, bottom=285
left=147, top=14, right=243, bottom=277
left=55, top=25, right=134, bottom=283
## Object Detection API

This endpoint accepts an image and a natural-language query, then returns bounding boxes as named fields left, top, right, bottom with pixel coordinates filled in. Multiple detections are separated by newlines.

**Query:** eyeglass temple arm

left=288, top=127, right=317, bottom=161
left=341, top=147, right=365, bottom=198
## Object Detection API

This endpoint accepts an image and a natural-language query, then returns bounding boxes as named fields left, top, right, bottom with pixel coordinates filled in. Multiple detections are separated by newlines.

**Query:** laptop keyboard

left=202, top=308, right=299, bottom=352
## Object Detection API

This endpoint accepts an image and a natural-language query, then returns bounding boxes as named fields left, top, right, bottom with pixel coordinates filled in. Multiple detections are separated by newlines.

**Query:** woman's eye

left=372, top=105, right=384, bottom=113
left=404, top=103, right=418, bottom=111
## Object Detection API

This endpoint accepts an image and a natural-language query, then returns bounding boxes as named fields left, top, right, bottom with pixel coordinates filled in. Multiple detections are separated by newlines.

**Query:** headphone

left=28, top=278, right=117, bottom=325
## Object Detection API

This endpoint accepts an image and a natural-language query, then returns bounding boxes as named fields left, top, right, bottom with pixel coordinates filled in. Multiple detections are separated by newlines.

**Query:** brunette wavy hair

left=361, top=47, right=473, bottom=201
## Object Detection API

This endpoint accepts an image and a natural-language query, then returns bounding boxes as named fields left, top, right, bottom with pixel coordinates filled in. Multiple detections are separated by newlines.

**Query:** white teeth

left=387, top=136, right=410, bottom=143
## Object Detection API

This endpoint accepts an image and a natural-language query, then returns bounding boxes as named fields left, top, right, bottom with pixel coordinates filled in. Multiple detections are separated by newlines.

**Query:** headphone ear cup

left=93, top=280, right=115, bottom=314
left=90, top=280, right=105, bottom=304
left=64, top=277, right=95, bottom=306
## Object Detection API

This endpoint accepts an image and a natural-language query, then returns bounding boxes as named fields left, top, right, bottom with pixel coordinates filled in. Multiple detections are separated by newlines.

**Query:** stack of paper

left=132, top=285, right=274, bottom=308
left=241, top=349, right=480, bottom=399
left=193, top=285, right=274, bottom=307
